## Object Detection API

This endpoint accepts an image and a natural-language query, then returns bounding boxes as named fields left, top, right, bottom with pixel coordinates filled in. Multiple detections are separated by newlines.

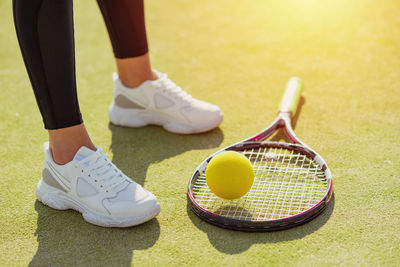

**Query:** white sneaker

left=36, top=142, right=160, bottom=227
left=109, top=70, right=223, bottom=134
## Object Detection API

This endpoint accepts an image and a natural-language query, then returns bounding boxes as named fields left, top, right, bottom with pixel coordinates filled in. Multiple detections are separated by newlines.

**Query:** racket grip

left=279, top=77, right=304, bottom=116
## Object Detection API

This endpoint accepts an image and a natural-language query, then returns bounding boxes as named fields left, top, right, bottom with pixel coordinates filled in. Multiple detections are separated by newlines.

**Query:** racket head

left=187, top=77, right=333, bottom=231
left=187, top=139, right=333, bottom=232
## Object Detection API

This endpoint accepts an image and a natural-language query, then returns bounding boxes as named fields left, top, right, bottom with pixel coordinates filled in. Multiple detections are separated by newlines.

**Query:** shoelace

left=157, top=73, right=193, bottom=103
left=80, top=148, right=127, bottom=192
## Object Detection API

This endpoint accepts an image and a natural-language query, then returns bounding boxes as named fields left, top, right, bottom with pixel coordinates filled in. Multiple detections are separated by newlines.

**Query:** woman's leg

left=97, top=0, right=223, bottom=134
left=12, top=0, right=160, bottom=227
left=13, top=0, right=95, bottom=164
left=97, top=0, right=155, bottom=88
left=13, top=0, right=81, bottom=129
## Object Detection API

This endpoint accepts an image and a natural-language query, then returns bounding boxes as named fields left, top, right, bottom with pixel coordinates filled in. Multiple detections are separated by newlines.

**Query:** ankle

left=48, top=124, right=96, bottom=165
left=50, top=143, right=96, bottom=165
left=115, top=53, right=157, bottom=88
left=119, top=71, right=156, bottom=88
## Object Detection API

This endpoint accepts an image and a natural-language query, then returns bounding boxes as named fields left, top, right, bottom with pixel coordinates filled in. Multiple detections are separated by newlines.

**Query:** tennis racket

left=187, top=78, right=333, bottom=231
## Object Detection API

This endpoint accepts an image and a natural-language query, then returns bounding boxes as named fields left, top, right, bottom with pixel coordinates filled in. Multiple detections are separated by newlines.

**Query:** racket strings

left=192, top=146, right=329, bottom=221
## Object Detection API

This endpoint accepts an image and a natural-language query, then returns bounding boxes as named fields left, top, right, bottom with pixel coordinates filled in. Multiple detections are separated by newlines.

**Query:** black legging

left=13, top=0, right=148, bottom=129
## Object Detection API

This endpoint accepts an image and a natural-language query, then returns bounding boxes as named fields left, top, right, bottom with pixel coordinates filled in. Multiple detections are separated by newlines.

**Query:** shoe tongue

left=153, top=70, right=168, bottom=81
left=153, top=69, right=162, bottom=79
left=73, top=146, right=96, bottom=161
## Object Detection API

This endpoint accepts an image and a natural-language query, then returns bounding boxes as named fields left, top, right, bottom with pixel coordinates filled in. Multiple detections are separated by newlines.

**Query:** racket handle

left=279, top=77, right=304, bottom=116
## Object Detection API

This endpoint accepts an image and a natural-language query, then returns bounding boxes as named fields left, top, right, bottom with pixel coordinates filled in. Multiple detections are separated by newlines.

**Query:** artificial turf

left=1, top=0, right=399, bottom=266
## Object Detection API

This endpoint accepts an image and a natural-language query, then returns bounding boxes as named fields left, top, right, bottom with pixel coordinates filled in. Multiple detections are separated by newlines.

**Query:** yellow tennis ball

left=206, top=151, right=254, bottom=200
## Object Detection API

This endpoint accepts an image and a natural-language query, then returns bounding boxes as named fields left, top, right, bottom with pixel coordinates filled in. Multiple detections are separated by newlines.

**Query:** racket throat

left=278, top=111, right=292, bottom=120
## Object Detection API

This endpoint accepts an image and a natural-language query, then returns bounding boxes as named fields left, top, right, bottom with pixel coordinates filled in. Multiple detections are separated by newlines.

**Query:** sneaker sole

left=36, top=179, right=160, bottom=228
left=109, top=103, right=223, bottom=134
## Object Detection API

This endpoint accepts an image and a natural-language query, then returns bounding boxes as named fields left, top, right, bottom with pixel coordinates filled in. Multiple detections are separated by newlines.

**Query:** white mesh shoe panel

left=76, top=178, right=98, bottom=197
left=108, top=182, right=149, bottom=203
left=154, top=93, right=175, bottom=109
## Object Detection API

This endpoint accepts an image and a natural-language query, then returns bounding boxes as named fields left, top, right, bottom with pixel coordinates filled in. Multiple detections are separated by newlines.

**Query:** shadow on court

left=30, top=125, right=223, bottom=266
left=187, top=195, right=335, bottom=254
left=108, top=124, right=224, bottom=186
left=29, top=201, right=160, bottom=267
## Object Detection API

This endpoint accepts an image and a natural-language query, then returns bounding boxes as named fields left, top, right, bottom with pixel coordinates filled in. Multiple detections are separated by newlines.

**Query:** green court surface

left=1, top=0, right=399, bottom=266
